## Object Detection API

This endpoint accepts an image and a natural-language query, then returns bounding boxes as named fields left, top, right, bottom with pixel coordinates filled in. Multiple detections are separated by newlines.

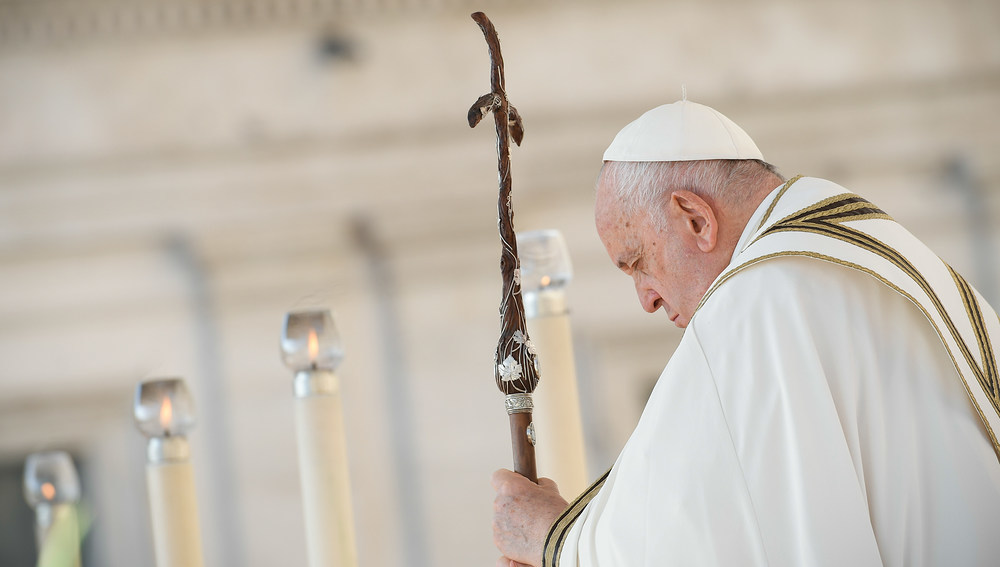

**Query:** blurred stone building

left=0, top=0, right=998, bottom=565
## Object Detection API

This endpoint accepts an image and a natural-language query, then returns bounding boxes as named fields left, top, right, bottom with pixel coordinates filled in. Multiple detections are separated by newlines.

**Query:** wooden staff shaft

left=509, top=412, right=537, bottom=482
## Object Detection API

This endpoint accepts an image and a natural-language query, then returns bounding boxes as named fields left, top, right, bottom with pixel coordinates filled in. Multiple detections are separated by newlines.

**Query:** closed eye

left=615, top=246, right=641, bottom=275
left=632, top=258, right=643, bottom=273
left=619, top=257, right=641, bottom=276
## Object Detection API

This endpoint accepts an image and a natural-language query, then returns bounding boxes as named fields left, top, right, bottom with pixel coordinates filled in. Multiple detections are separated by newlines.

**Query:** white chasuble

left=544, top=177, right=1000, bottom=566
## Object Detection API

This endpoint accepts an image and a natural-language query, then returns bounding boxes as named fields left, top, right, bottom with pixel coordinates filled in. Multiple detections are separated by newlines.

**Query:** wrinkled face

left=595, top=176, right=706, bottom=329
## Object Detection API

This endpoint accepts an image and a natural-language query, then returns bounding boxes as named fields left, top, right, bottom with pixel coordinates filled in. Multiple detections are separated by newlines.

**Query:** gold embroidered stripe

left=754, top=193, right=891, bottom=236
left=775, top=195, right=891, bottom=225
left=542, top=468, right=611, bottom=567
left=949, top=266, right=1000, bottom=397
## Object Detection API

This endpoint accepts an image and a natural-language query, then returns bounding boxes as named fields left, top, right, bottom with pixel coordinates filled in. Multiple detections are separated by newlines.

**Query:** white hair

left=600, top=159, right=784, bottom=228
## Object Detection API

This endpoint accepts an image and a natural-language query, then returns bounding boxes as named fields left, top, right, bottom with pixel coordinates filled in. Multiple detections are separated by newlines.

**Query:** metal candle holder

left=135, top=378, right=196, bottom=464
left=24, top=450, right=82, bottom=566
left=519, top=229, right=573, bottom=318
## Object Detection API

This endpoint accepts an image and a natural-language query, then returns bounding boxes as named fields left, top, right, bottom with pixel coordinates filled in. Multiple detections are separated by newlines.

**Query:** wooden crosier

left=468, top=11, right=538, bottom=483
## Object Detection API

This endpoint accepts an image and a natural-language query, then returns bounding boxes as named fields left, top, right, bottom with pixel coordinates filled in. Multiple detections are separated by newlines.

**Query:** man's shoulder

left=695, top=254, right=871, bottom=324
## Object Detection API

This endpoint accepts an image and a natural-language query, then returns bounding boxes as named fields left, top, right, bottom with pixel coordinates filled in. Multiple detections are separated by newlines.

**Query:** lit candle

left=24, top=451, right=82, bottom=567
left=134, top=378, right=205, bottom=567
left=281, top=309, right=358, bottom=567
left=518, top=229, right=589, bottom=497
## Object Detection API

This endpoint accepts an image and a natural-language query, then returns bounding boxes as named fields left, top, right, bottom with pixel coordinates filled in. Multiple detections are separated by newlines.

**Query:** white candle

left=282, top=310, right=358, bottom=567
left=295, top=370, right=358, bottom=567
left=24, top=451, right=83, bottom=567
left=519, top=230, right=589, bottom=498
left=146, top=438, right=204, bottom=567
left=526, top=292, right=589, bottom=498
left=135, top=379, right=205, bottom=567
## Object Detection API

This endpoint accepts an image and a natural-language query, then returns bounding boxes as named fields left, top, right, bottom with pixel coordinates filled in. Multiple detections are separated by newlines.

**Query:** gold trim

left=541, top=468, right=611, bottom=567
left=755, top=175, right=803, bottom=232
left=949, top=267, right=1000, bottom=398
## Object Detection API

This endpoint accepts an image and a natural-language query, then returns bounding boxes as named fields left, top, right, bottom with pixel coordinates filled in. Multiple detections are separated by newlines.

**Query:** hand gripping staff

left=467, top=11, right=539, bottom=483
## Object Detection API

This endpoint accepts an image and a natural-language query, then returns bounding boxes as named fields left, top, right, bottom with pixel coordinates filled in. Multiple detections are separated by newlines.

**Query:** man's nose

left=634, top=276, right=662, bottom=313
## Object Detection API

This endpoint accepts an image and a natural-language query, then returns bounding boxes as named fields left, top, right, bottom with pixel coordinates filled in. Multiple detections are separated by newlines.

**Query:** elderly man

left=492, top=100, right=1000, bottom=566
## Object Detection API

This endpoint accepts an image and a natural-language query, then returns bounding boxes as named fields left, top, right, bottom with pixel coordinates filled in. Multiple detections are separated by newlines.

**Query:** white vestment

left=544, top=177, right=1000, bottom=566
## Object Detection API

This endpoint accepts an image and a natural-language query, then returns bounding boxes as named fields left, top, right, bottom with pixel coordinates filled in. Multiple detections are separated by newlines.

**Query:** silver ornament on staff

left=134, top=378, right=206, bottom=567
left=280, top=309, right=358, bottom=567
left=518, top=229, right=589, bottom=497
left=24, top=450, right=83, bottom=567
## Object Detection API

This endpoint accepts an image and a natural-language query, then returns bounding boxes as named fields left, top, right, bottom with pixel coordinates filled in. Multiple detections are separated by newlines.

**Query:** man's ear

left=669, top=190, right=718, bottom=253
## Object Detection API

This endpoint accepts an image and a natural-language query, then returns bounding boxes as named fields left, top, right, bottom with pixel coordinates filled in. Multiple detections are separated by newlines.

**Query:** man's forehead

left=595, top=201, right=629, bottom=240
left=598, top=215, right=642, bottom=265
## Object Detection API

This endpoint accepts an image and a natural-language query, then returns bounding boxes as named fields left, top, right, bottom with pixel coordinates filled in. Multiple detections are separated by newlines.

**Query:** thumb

left=537, top=476, right=560, bottom=493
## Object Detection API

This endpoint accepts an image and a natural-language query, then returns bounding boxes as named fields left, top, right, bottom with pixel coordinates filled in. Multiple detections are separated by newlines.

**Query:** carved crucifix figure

left=468, top=11, right=539, bottom=483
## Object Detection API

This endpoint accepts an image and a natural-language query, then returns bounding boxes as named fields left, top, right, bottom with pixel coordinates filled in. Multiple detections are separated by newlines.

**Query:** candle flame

left=540, top=275, right=551, bottom=287
left=41, top=482, right=56, bottom=501
left=159, top=396, right=173, bottom=433
left=307, top=329, right=319, bottom=364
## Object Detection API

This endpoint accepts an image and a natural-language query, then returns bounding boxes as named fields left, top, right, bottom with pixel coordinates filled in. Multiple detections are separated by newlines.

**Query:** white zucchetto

left=603, top=100, right=764, bottom=162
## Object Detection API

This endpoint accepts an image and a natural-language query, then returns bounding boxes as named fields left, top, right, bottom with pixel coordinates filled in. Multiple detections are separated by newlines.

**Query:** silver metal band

left=147, top=436, right=191, bottom=465
left=504, top=392, right=534, bottom=414
left=293, top=369, right=340, bottom=398
left=524, top=289, right=569, bottom=318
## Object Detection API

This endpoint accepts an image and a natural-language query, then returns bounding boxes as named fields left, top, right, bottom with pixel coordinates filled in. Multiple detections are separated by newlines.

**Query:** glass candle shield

left=280, top=310, right=344, bottom=371
left=24, top=451, right=81, bottom=507
left=134, top=378, right=197, bottom=438
left=516, top=229, right=573, bottom=293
